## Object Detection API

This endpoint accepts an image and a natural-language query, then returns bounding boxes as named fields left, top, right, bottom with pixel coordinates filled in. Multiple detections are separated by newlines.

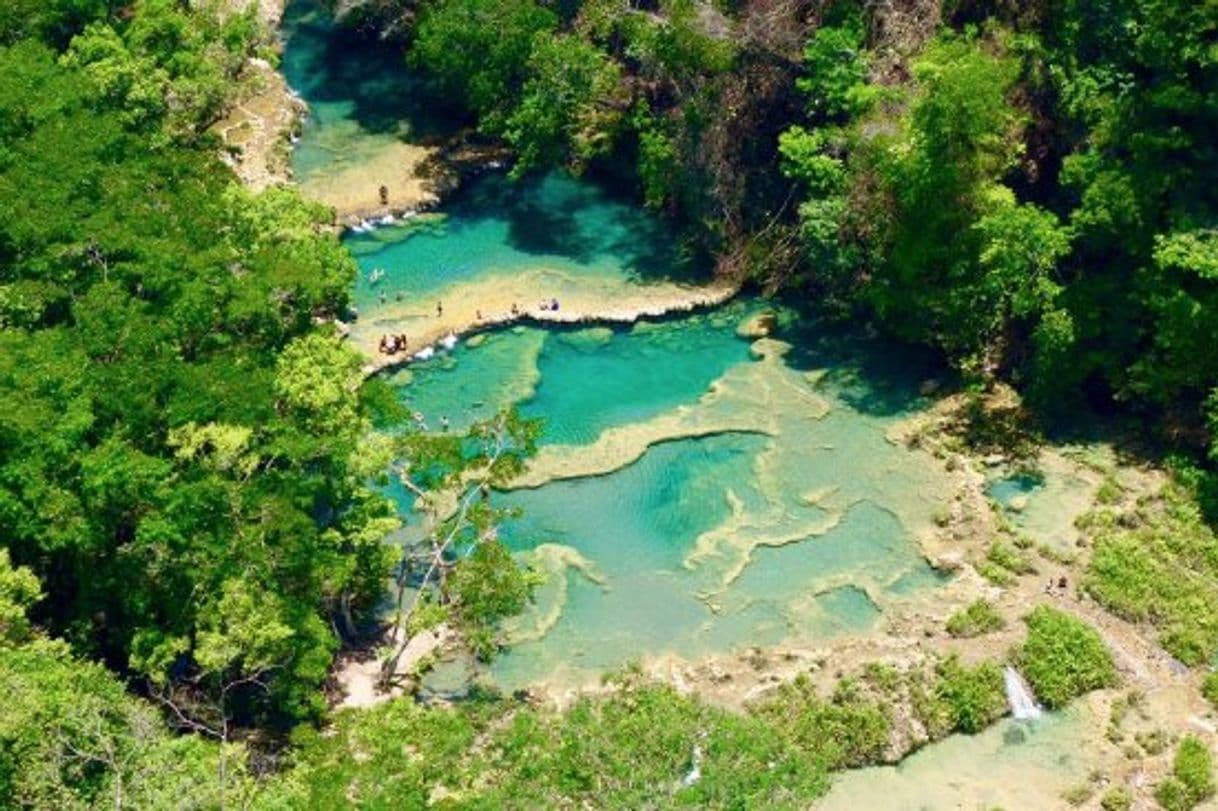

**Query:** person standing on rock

left=379, top=185, right=389, bottom=206
left=436, top=301, right=443, bottom=317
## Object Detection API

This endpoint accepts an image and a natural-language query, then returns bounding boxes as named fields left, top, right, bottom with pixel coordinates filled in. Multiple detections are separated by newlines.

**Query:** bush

left=1154, top=736, right=1215, bottom=811
left=934, top=655, right=1007, bottom=733
left=947, top=599, right=1006, bottom=638
left=1099, top=785, right=1132, bottom=811
left=750, top=674, right=891, bottom=769
left=1202, top=672, right=1218, bottom=711
left=1012, top=606, right=1117, bottom=708
left=1083, top=483, right=1218, bottom=665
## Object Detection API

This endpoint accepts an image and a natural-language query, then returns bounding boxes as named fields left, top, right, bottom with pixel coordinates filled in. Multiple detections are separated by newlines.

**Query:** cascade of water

left=1003, top=666, right=1043, bottom=720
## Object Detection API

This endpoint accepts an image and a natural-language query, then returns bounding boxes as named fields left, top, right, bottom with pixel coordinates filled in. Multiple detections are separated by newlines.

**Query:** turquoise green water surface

left=343, top=171, right=699, bottom=323
left=281, top=0, right=456, bottom=183
left=280, top=0, right=954, bottom=691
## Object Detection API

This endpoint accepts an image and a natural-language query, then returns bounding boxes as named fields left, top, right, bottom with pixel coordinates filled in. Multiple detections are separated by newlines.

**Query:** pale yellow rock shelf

left=349, top=271, right=741, bottom=375
left=298, top=140, right=443, bottom=225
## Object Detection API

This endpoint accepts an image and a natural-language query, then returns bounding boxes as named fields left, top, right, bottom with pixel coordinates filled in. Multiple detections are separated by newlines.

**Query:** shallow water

left=380, top=296, right=952, bottom=688
left=281, top=0, right=954, bottom=693
left=819, top=707, right=1104, bottom=810
left=344, top=171, right=701, bottom=337
left=986, top=453, right=1099, bottom=554
left=281, top=0, right=454, bottom=183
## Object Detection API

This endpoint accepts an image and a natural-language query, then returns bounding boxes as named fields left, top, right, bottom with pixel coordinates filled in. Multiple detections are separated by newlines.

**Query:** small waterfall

left=1003, top=666, right=1043, bottom=720
left=680, top=738, right=704, bottom=788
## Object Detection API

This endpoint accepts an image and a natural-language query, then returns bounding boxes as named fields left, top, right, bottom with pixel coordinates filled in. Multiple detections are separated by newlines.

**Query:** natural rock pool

left=284, top=0, right=953, bottom=691
left=279, top=1, right=1128, bottom=800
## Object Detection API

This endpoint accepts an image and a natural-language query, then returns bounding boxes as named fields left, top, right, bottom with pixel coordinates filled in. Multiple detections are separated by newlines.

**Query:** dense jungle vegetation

left=1, top=0, right=1217, bottom=807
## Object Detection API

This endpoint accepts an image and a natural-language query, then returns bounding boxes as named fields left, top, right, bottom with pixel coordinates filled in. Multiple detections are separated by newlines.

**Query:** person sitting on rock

left=550, top=298, right=559, bottom=311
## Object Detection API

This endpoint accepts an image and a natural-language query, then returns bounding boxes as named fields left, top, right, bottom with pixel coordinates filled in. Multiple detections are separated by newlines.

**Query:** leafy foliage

left=946, top=599, right=1007, bottom=638
left=1155, top=735, right=1215, bottom=811
left=1012, top=606, right=1116, bottom=709
left=931, top=655, right=1007, bottom=734
left=0, top=11, right=395, bottom=727
left=1082, top=482, right=1218, bottom=665
left=274, top=673, right=836, bottom=808
left=411, top=0, right=557, bottom=118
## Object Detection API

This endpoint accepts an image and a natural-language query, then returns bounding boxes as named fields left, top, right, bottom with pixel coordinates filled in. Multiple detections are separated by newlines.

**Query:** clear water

left=398, top=313, right=752, bottom=443
left=280, top=0, right=456, bottom=183
left=986, top=459, right=1098, bottom=553
left=819, top=706, right=1106, bottom=810
left=986, top=471, right=1045, bottom=508
left=279, top=0, right=954, bottom=691
left=384, top=296, right=952, bottom=689
left=342, top=171, right=700, bottom=330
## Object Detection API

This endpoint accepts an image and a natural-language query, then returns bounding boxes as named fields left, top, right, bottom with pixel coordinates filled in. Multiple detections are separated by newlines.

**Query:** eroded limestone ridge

left=350, top=271, right=741, bottom=376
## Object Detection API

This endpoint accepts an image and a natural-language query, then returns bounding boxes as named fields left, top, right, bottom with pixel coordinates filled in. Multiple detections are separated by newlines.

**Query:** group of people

left=378, top=333, right=409, bottom=355
left=377, top=296, right=562, bottom=356
left=470, top=298, right=560, bottom=321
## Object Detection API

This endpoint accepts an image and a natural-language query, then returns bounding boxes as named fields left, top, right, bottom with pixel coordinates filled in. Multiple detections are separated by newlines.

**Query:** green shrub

left=947, top=599, right=1006, bottom=638
left=1061, top=782, right=1093, bottom=805
left=1202, top=672, right=1218, bottom=710
left=986, top=540, right=1038, bottom=577
left=751, top=673, right=891, bottom=769
left=1084, top=483, right=1218, bottom=665
left=1012, top=606, right=1117, bottom=708
left=1099, top=785, right=1132, bottom=811
left=934, top=655, right=1007, bottom=733
left=1154, top=736, right=1215, bottom=811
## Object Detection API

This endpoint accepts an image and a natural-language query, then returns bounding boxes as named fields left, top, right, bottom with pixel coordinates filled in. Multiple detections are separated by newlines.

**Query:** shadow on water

left=280, top=0, right=461, bottom=141
left=444, top=172, right=698, bottom=283
left=774, top=296, right=950, bottom=418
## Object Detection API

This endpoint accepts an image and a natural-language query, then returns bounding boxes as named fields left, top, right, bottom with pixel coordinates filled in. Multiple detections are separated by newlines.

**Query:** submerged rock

left=558, top=326, right=614, bottom=349
left=737, top=310, right=777, bottom=339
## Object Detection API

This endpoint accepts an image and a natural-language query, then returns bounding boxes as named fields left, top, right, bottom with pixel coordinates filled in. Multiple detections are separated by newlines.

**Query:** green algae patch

left=556, top=326, right=614, bottom=348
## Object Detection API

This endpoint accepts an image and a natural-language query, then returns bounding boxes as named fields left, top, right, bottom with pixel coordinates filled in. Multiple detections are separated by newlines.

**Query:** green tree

left=410, top=0, right=557, bottom=119
left=500, top=32, right=625, bottom=175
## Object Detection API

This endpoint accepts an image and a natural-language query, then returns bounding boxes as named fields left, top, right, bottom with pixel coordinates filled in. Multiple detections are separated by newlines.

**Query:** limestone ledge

left=352, top=276, right=742, bottom=377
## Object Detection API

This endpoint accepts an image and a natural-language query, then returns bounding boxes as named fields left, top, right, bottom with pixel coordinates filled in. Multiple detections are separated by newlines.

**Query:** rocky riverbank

left=351, top=274, right=741, bottom=375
